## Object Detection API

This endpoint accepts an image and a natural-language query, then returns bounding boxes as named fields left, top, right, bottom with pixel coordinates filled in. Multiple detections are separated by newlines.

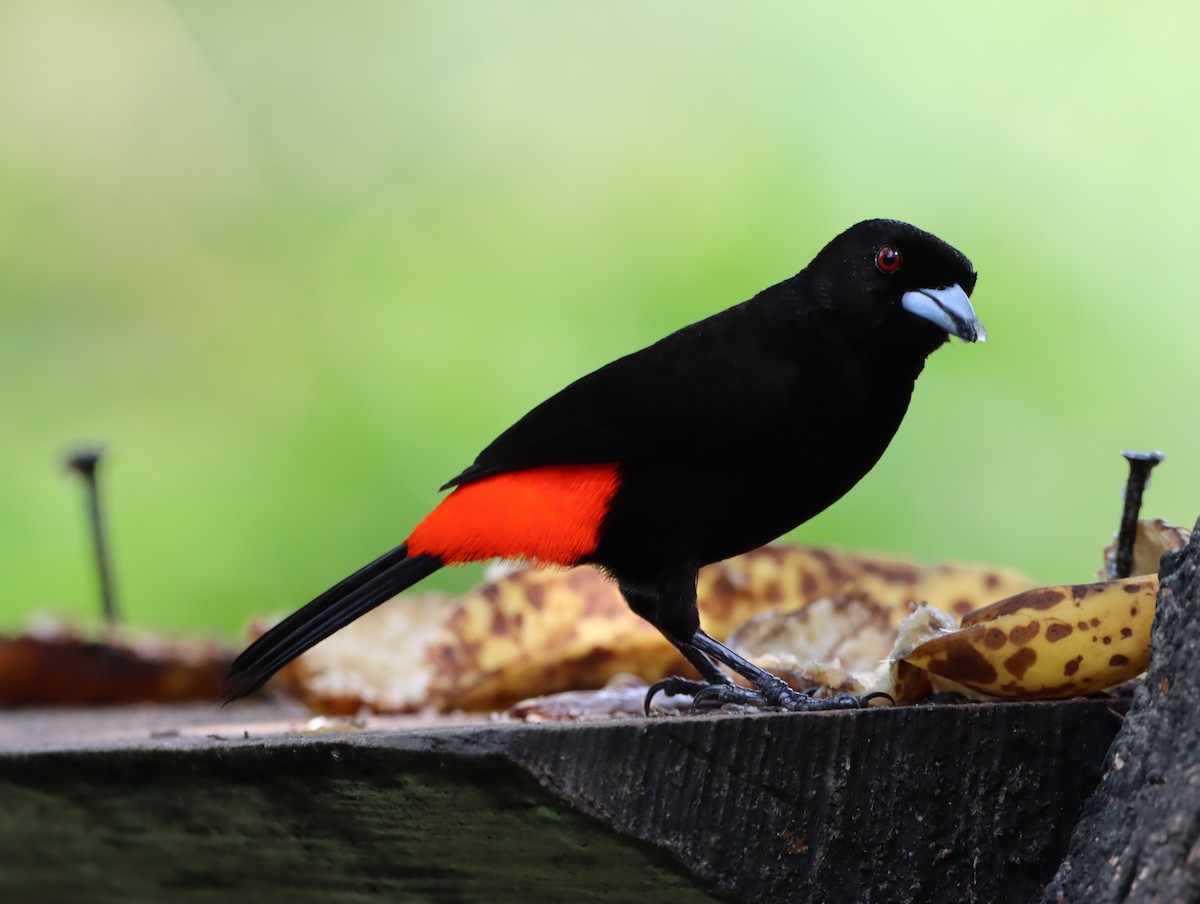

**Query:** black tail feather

left=220, top=543, right=442, bottom=703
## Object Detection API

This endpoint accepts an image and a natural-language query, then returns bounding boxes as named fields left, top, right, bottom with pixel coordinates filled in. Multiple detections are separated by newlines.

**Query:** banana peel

left=892, top=518, right=1189, bottom=702
left=1101, top=518, right=1191, bottom=579
left=425, top=567, right=672, bottom=710
left=897, top=575, right=1158, bottom=700
left=269, top=519, right=1183, bottom=714
left=267, top=543, right=1033, bottom=713
left=696, top=546, right=1033, bottom=633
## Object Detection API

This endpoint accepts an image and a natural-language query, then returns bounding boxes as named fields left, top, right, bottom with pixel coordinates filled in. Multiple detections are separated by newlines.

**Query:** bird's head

left=810, top=219, right=985, bottom=348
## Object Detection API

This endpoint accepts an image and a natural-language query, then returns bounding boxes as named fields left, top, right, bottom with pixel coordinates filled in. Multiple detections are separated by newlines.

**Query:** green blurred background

left=2, top=2, right=1197, bottom=637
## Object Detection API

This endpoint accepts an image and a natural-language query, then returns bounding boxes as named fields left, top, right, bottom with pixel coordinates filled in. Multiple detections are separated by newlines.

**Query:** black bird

left=223, top=219, right=984, bottom=711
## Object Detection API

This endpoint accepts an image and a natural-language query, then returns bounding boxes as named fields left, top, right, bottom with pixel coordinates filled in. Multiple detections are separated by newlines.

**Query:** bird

left=222, top=218, right=985, bottom=712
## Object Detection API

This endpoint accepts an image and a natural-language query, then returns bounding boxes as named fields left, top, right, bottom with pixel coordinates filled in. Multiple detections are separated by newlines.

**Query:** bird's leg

left=686, top=630, right=887, bottom=711
left=641, top=640, right=733, bottom=714
left=628, top=576, right=888, bottom=714
left=626, top=575, right=756, bottom=713
left=646, top=637, right=890, bottom=713
left=619, top=582, right=731, bottom=702
left=670, top=641, right=732, bottom=686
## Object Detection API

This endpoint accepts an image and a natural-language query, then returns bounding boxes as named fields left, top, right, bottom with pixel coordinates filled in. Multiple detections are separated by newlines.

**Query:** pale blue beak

left=901, top=283, right=986, bottom=343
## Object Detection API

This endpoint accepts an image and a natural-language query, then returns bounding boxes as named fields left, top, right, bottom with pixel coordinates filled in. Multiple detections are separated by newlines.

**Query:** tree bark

left=1044, top=518, right=1200, bottom=903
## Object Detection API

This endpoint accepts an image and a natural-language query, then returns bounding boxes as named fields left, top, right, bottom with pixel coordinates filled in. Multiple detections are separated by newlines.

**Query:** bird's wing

left=442, top=299, right=808, bottom=489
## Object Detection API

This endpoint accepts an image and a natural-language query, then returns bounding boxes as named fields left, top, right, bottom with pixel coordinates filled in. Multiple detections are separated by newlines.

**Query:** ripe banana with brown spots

left=262, top=543, right=1034, bottom=713
left=901, top=574, right=1159, bottom=699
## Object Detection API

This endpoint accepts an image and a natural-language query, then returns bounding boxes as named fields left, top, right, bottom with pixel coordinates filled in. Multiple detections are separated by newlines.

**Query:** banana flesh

left=901, top=575, right=1158, bottom=699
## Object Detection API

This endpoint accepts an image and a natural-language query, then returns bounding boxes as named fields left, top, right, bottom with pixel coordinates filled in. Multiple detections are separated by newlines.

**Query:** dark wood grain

left=0, top=695, right=1123, bottom=903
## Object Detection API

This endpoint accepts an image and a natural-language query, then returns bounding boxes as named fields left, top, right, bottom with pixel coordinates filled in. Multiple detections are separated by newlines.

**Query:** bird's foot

left=721, top=675, right=891, bottom=712
left=645, top=673, right=892, bottom=715
left=763, top=677, right=893, bottom=712
left=643, top=677, right=727, bottom=714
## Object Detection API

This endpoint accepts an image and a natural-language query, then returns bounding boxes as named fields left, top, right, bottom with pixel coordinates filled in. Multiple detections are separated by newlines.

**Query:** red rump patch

left=406, top=464, right=621, bottom=566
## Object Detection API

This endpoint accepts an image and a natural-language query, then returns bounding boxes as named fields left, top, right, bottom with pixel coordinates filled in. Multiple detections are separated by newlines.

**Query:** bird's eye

left=875, top=246, right=902, bottom=273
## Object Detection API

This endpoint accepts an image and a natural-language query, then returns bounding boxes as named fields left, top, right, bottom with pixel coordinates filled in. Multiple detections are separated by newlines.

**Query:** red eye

left=875, top=246, right=902, bottom=273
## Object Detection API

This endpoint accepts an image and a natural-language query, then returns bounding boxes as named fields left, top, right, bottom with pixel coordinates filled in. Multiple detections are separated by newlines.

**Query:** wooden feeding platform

left=0, top=697, right=1123, bottom=903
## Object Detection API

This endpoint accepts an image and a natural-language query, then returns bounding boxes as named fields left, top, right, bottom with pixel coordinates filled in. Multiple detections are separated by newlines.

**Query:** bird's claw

left=692, top=683, right=769, bottom=708
left=760, top=677, right=896, bottom=711
left=644, top=674, right=894, bottom=715
left=643, top=677, right=714, bottom=714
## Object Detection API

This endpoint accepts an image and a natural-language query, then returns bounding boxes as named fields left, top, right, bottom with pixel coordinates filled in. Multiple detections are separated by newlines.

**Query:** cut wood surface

left=1, top=696, right=1122, bottom=903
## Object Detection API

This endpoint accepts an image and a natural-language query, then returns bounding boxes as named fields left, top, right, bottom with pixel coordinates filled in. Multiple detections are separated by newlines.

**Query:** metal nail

left=65, top=446, right=120, bottom=628
left=1111, top=450, right=1165, bottom=580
